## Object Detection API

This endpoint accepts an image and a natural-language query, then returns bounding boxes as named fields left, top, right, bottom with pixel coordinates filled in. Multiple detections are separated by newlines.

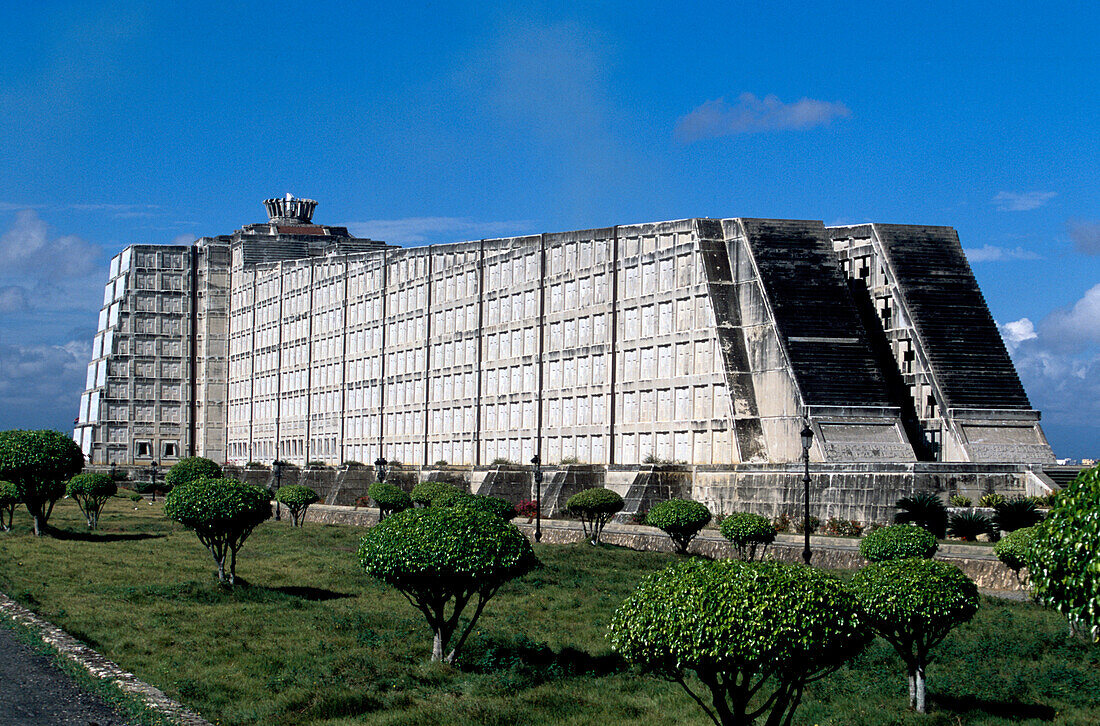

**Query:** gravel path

left=0, top=624, right=135, bottom=726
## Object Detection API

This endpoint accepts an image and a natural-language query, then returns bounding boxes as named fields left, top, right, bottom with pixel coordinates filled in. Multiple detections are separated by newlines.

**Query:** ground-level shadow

left=457, top=632, right=626, bottom=682
left=932, top=693, right=1056, bottom=721
left=48, top=529, right=166, bottom=542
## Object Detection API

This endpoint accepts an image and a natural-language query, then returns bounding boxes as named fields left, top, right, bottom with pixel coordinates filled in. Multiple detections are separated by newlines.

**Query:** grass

left=0, top=497, right=1096, bottom=725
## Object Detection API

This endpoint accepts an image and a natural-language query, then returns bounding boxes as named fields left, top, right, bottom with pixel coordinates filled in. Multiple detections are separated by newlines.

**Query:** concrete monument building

left=73, top=197, right=1057, bottom=519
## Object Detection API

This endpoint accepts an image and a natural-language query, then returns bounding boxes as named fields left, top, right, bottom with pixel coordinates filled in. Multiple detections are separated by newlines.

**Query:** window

left=135, top=441, right=152, bottom=458
left=162, top=441, right=179, bottom=458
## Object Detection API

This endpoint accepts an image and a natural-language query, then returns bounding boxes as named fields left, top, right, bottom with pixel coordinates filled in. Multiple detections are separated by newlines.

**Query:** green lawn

left=0, top=498, right=1097, bottom=725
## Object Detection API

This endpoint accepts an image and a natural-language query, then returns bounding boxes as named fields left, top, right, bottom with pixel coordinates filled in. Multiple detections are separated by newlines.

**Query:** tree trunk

left=914, top=662, right=927, bottom=713
left=431, top=630, right=445, bottom=662
left=216, top=559, right=226, bottom=584
left=32, top=513, right=45, bottom=537
left=908, top=669, right=917, bottom=710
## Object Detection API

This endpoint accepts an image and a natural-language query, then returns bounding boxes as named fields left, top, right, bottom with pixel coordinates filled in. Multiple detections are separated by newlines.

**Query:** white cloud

left=1040, top=283, right=1100, bottom=353
left=992, top=191, right=1057, bottom=212
left=0, top=339, right=90, bottom=428
left=999, top=317, right=1037, bottom=352
left=1067, top=219, right=1100, bottom=255
left=348, top=218, right=532, bottom=246
left=964, top=244, right=1041, bottom=263
left=674, top=93, right=851, bottom=143
left=0, top=209, right=101, bottom=278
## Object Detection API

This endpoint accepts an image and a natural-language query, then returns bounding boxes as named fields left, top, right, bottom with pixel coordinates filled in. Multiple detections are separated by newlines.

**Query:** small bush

left=274, top=484, right=320, bottom=527
left=433, top=460, right=449, bottom=467
left=108, top=468, right=130, bottom=482
left=950, top=494, right=972, bottom=507
left=305, top=461, right=329, bottom=470
left=895, top=492, right=948, bottom=538
left=859, top=524, right=938, bottom=562
left=824, top=517, right=864, bottom=537
left=490, top=457, right=517, bottom=466
left=369, top=482, right=412, bottom=520
left=947, top=511, right=991, bottom=541
left=559, top=456, right=581, bottom=466
left=993, top=497, right=1042, bottom=533
left=128, top=493, right=143, bottom=503
left=566, top=488, right=624, bottom=545
left=0, top=480, right=18, bottom=531
left=642, top=453, right=673, bottom=466
left=410, top=481, right=458, bottom=507
left=720, top=512, right=776, bottom=561
left=245, top=461, right=268, bottom=470
left=65, top=472, right=117, bottom=529
left=435, top=492, right=517, bottom=521
left=979, top=492, right=1006, bottom=508
left=794, top=514, right=821, bottom=535
left=645, top=499, right=712, bottom=554
left=516, top=499, right=539, bottom=519
left=629, top=509, right=648, bottom=525
left=995, top=526, right=1037, bottom=576
left=342, top=460, right=365, bottom=468
left=165, top=457, right=222, bottom=489
left=772, top=512, right=793, bottom=533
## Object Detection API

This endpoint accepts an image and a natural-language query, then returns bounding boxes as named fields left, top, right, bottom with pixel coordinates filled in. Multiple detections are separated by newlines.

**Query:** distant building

left=74, top=197, right=1053, bottom=468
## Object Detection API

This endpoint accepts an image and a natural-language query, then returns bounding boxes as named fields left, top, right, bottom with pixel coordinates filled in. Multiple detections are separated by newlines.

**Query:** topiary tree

left=358, top=507, right=538, bottom=662
left=369, top=481, right=412, bottom=520
left=645, top=499, right=711, bottom=554
left=850, top=558, right=979, bottom=713
left=410, top=480, right=457, bottom=507
left=274, top=484, right=320, bottom=527
left=609, top=559, right=871, bottom=726
left=992, top=497, right=1042, bottom=534
left=0, top=429, right=84, bottom=536
left=994, top=526, right=1036, bottom=584
left=566, top=487, right=624, bottom=545
left=65, top=472, right=117, bottom=530
left=164, top=456, right=222, bottom=490
left=1027, top=465, right=1100, bottom=640
left=434, top=491, right=517, bottom=521
left=719, top=512, right=777, bottom=561
left=0, top=480, right=18, bottom=532
left=894, top=492, right=948, bottom=538
left=163, top=478, right=272, bottom=585
left=859, top=524, right=938, bottom=562
left=947, top=511, right=991, bottom=542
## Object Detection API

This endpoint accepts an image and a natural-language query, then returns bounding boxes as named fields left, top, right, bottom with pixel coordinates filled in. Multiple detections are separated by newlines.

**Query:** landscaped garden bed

left=0, top=498, right=1097, bottom=725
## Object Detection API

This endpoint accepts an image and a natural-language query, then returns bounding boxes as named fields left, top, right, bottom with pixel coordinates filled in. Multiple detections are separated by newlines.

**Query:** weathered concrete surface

left=303, top=504, right=1026, bottom=592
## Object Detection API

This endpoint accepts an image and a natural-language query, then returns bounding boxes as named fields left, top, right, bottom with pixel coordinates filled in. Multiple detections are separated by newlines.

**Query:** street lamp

left=375, top=456, right=388, bottom=486
left=149, top=461, right=159, bottom=503
left=272, top=460, right=284, bottom=521
left=531, top=454, right=543, bottom=543
left=800, top=422, right=814, bottom=566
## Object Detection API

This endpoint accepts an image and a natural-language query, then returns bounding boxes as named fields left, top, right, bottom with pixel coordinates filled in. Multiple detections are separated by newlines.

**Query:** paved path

left=0, top=624, right=135, bottom=726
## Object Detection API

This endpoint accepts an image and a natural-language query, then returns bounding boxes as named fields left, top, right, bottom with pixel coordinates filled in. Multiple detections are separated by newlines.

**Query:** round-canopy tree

left=609, top=559, right=870, bottom=726
left=65, top=472, right=117, bottom=530
left=274, top=484, right=319, bottom=527
left=859, top=524, right=938, bottom=562
left=850, top=558, right=979, bottom=713
left=369, top=481, right=412, bottom=520
left=566, top=487, right=624, bottom=545
left=994, top=526, right=1037, bottom=582
left=719, top=512, right=777, bottom=561
left=434, top=491, right=517, bottom=521
left=164, top=457, right=222, bottom=490
left=358, top=507, right=538, bottom=662
left=1027, top=465, right=1100, bottom=640
left=0, top=480, right=18, bottom=532
left=164, top=478, right=272, bottom=585
left=0, top=429, right=84, bottom=536
left=645, top=499, right=711, bottom=554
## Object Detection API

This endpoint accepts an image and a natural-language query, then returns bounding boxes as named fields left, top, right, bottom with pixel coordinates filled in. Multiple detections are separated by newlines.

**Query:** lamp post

left=531, top=454, right=543, bottom=543
left=149, top=461, right=159, bottom=503
left=800, top=422, right=814, bottom=566
left=272, top=459, right=283, bottom=521
left=375, top=456, right=388, bottom=486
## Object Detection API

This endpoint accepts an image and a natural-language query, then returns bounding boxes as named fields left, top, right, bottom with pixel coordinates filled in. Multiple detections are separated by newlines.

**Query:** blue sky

left=0, top=1, right=1096, bottom=457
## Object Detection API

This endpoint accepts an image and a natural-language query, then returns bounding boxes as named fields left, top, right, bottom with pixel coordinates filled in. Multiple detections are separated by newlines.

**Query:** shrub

left=850, top=558, right=979, bottom=713
left=772, top=512, right=793, bottom=533
left=609, top=559, right=870, bottom=726
left=0, top=480, right=18, bottom=532
left=629, top=509, right=648, bottom=525
left=993, top=497, right=1042, bottom=533
left=566, top=487, right=624, bottom=545
left=559, top=455, right=581, bottom=465
left=824, top=517, right=864, bottom=537
left=410, top=481, right=458, bottom=507
left=358, top=507, right=538, bottom=662
left=165, top=457, right=222, bottom=490
left=163, top=478, right=272, bottom=585
left=433, top=459, right=449, bottom=467
left=108, top=468, right=130, bottom=482
left=305, top=460, right=328, bottom=470
left=128, top=493, right=143, bottom=503
left=0, top=429, right=84, bottom=536
left=645, top=499, right=711, bottom=554
left=859, top=524, right=938, bottom=562
left=994, top=526, right=1037, bottom=577
left=516, top=499, right=539, bottom=519
left=490, top=457, right=517, bottom=466
left=274, top=484, right=320, bottom=527
left=794, top=514, right=821, bottom=535
left=894, top=492, right=948, bottom=538
left=245, top=461, right=268, bottom=470
left=947, top=511, right=991, bottom=542
left=434, top=492, right=517, bottom=521
left=369, top=481, right=412, bottom=520
left=979, top=492, right=1007, bottom=508
left=950, top=494, right=972, bottom=507
left=720, top=512, right=777, bottom=561
left=642, top=453, right=672, bottom=466
left=1027, top=465, right=1100, bottom=639
left=65, top=473, right=117, bottom=529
